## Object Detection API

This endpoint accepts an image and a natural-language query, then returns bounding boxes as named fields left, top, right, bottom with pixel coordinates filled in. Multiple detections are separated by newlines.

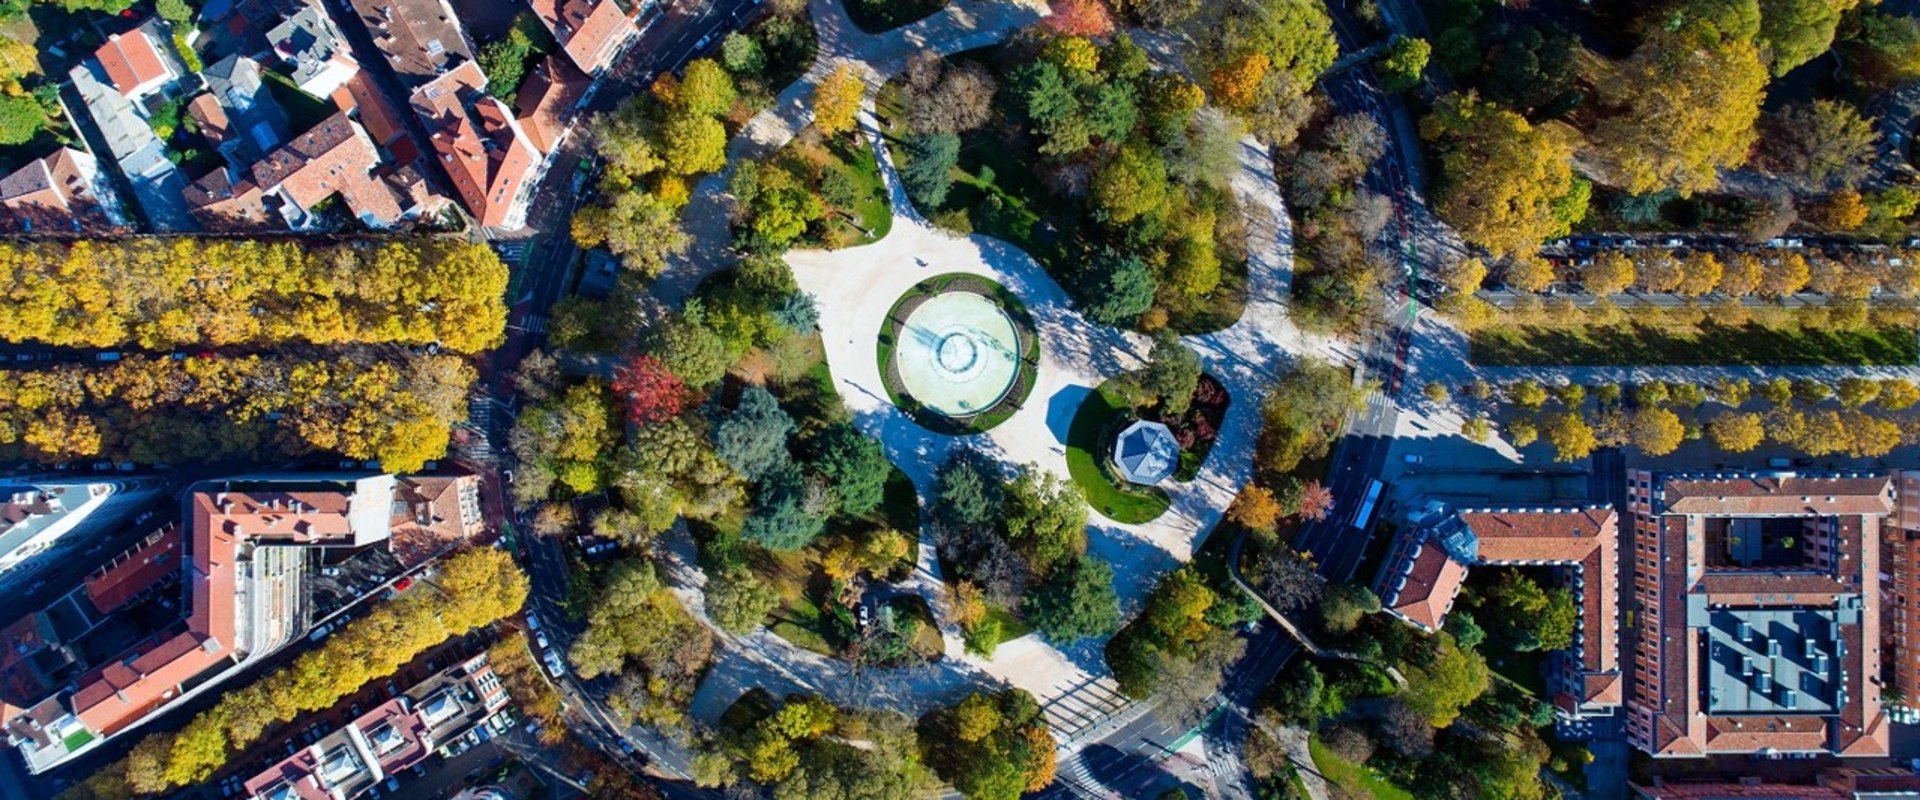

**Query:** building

left=1374, top=503, right=1622, bottom=719
left=66, top=20, right=195, bottom=231
left=198, top=54, right=293, bottom=163
left=410, top=61, right=539, bottom=229
left=1883, top=470, right=1920, bottom=709
left=530, top=0, right=638, bottom=76
left=186, top=111, right=414, bottom=229
left=0, top=474, right=482, bottom=773
left=0, top=477, right=163, bottom=597
left=512, top=55, right=588, bottom=155
left=93, top=28, right=178, bottom=101
left=268, top=1, right=361, bottom=99
left=0, top=148, right=130, bottom=232
left=343, top=0, right=473, bottom=82
left=242, top=651, right=510, bottom=800
left=1112, top=420, right=1178, bottom=486
left=1627, top=471, right=1891, bottom=759
left=1633, top=769, right=1920, bottom=798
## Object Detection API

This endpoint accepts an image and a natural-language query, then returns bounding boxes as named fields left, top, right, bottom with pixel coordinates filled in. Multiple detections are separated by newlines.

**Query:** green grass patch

left=1470, top=322, right=1920, bottom=366
left=821, top=135, right=891, bottom=248
left=1310, top=732, right=1415, bottom=800
left=61, top=728, right=94, bottom=752
left=842, top=0, right=949, bottom=33
left=1485, top=648, right=1549, bottom=698
left=1063, top=382, right=1171, bottom=524
left=753, top=546, right=838, bottom=656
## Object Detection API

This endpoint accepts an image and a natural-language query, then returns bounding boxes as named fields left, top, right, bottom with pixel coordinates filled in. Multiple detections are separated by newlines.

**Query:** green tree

left=1485, top=573, right=1577, bottom=652
left=1004, top=467, right=1088, bottom=575
left=1542, top=411, right=1597, bottom=461
left=0, top=94, right=45, bottom=145
left=715, top=386, right=794, bottom=482
left=1402, top=632, right=1490, bottom=727
left=1758, top=0, right=1859, bottom=76
left=1766, top=99, right=1877, bottom=188
left=901, top=132, right=959, bottom=210
left=1851, top=10, right=1920, bottom=87
left=1028, top=557, right=1120, bottom=643
left=1136, top=331, right=1203, bottom=414
left=1083, top=249, right=1157, bottom=325
left=1091, top=143, right=1170, bottom=223
left=1379, top=35, right=1430, bottom=93
left=675, top=59, right=738, bottom=116
left=814, top=423, right=891, bottom=516
left=721, top=31, right=765, bottom=75
left=661, top=109, right=728, bottom=175
left=570, top=190, right=690, bottom=277
left=706, top=565, right=780, bottom=633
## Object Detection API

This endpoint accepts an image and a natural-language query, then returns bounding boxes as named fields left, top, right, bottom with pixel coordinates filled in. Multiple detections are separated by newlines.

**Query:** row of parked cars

left=527, top=612, right=568, bottom=679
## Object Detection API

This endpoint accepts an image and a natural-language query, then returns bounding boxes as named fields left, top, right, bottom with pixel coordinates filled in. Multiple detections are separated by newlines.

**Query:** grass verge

left=1471, top=322, right=1919, bottom=366
left=1310, top=732, right=1415, bottom=800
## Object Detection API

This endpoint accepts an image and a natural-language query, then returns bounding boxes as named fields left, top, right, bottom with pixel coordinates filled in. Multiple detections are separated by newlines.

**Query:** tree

left=1298, top=480, right=1334, bottom=521
left=814, top=423, right=891, bottom=516
left=1676, top=252, right=1723, bottom=296
left=1504, top=255, right=1557, bottom=293
left=1542, top=412, right=1597, bottom=461
left=1759, top=252, right=1812, bottom=297
left=675, top=59, right=737, bottom=116
left=660, top=109, right=727, bottom=175
left=1320, top=582, right=1380, bottom=634
left=1593, top=19, right=1767, bottom=194
left=1881, top=379, right=1920, bottom=410
left=1509, top=380, right=1549, bottom=409
left=1091, top=143, right=1171, bottom=223
left=906, top=59, right=997, bottom=134
left=1379, top=35, right=1430, bottom=93
left=1401, top=632, right=1490, bottom=727
left=1851, top=10, right=1920, bottom=87
left=901, top=132, right=959, bottom=210
left=714, top=386, right=794, bottom=482
left=1422, top=92, right=1584, bottom=258
left=1759, top=0, right=1858, bottom=76
left=1764, top=99, right=1877, bottom=188
left=1028, top=557, right=1120, bottom=643
left=1083, top=249, right=1157, bottom=324
left=1209, top=53, right=1270, bottom=110
left=1005, top=468, right=1088, bottom=575
left=721, top=31, right=765, bottom=75
left=0, top=94, right=45, bottom=145
left=1484, top=573, right=1577, bottom=652
left=813, top=62, right=864, bottom=137
left=571, top=191, right=690, bottom=277
left=1256, top=546, right=1322, bottom=612
left=1231, top=483, right=1283, bottom=533
left=611, top=355, right=688, bottom=426
left=707, top=565, right=780, bottom=633
left=1044, top=0, right=1116, bottom=36
left=1259, top=360, right=1360, bottom=473
left=1811, top=190, right=1870, bottom=231
left=1136, top=331, right=1203, bottom=414
left=1706, top=411, right=1765, bottom=452
left=1582, top=251, right=1635, bottom=295
left=1628, top=404, right=1689, bottom=454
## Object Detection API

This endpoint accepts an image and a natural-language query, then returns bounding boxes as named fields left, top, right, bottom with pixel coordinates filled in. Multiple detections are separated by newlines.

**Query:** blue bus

left=1351, top=479, right=1384, bottom=531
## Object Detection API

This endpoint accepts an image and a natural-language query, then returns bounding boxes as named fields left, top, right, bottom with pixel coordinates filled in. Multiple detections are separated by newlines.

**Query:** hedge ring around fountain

left=878, top=273, right=1039, bottom=434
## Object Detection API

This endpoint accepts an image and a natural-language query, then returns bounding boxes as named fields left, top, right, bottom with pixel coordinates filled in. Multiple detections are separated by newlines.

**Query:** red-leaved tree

left=1299, top=480, right=1335, bottom=522
left=612, top=354, right=688, bottom=426
left=1043, top=0, right=1114, bottom=37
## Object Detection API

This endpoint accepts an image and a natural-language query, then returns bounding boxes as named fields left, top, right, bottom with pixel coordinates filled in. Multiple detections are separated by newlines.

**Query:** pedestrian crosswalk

left=519, top=314, right=548, bottom=334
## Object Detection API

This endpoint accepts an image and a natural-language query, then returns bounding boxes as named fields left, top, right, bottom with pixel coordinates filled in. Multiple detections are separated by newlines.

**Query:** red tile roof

left=1662, top=475, right=1893, bottom=517
left=0, top=148, right=116, bottom=232
left=1459, top=507, right=1621, bottom=705
left=331, top=71, right=407, bottom=148
left=83, top=525, right=181, bottom=615
left=251, top=112, right=405, bottom=225
left=94, top=30, right=171, bottom=97
left=1380, top=538, right=1464, bottom=632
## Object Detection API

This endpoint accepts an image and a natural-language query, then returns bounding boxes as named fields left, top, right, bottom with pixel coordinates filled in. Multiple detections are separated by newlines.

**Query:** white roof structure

left=1113, top=420, right=1179, bottom=485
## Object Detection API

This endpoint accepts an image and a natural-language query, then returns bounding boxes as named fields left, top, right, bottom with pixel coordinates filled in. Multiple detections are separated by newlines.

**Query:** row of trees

left=0, top=353, right=474, bottom=471
left=1104, top=566, right=1259, bottom=724
left=1481, top=375, right=1919, bottom=460
left=0, top=238, right=507, bottom=352
left=1488, top=244, right=1920, bottom=299
left=68, top=548, right=527, bottom=798
left=1283, top=111, right=1395, bottom=334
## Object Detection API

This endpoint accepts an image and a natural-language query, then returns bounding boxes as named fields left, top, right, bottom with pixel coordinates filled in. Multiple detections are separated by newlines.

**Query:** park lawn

left=1470, top=322, right=1920, bottom=366
left=841, top=0, right=948, bottom=33
left=819, top=136, right=892, bottom=248
left=1064, top=382, right=1172, bottom=524
left=753, top=545, right=838, bottom=657
left=1485, top=647, right=1549, bottom=698
left=1310, top=732, right=1415, bottom=800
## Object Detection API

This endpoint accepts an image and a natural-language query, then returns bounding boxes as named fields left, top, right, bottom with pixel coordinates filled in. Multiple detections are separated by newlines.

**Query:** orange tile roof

left=184, top=168, right=272, bottom=229
left=512, top=55, right=586, bottom=154
left=95, top=30, right=170, bottom=96
left=1459, top=507, right=1621, bottom=704
left=186, top=94, right=232, bottom=146
left=251, top=112, right=404, bottom=225
left=0, top=149, right=115, bottom=232
left=1631, top=781, right=1851, bottom=799
left=331, top=71, right=407, bottom=148
left=1663, top=474, right=1893, bottom=517
left=532, top=0, right=635, bottom=75
left=83, top=525, right=181, bottom=614
left=412, top=61, right=538, bottom=228
left=1381, top=539, right=1464, bottom=632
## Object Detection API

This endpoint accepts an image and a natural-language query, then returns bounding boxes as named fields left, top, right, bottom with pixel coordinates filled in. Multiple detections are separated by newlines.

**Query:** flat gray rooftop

left=1702, top=607, right=1841, bottom=715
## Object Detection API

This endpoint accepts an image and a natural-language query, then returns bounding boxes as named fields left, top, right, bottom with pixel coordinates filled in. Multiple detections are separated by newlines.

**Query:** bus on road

left=1351, top=479, right=1384, bottom=531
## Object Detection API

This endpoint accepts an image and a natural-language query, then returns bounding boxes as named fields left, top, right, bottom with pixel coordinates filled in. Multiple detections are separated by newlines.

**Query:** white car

left=535, top=631, right=550, bottom=650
